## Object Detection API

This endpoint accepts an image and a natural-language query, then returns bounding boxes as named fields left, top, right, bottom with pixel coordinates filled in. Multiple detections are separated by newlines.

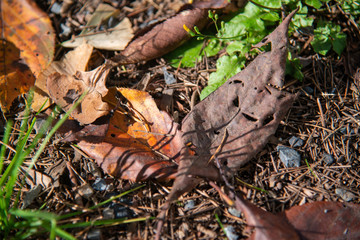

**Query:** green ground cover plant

left=166, top=0, right=349, bottom=99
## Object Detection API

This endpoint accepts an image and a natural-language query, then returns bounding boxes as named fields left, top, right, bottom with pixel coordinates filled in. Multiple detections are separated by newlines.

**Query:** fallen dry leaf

left=62, top=4, right=133, bottom=50
left=47, top=64, right=110, bottom=124
left=285, top=201, right=360, bottom=239
left=67, top=88, right=183, bottom=181
left=0, top=0, right=55, bottom=111
left=33, top=43, right=94, bottom=111
left=234, top=195, right=360, bottom=240
left=110, top=5, right=209, bottom=64
left=156, top=9, right=299, bottom=238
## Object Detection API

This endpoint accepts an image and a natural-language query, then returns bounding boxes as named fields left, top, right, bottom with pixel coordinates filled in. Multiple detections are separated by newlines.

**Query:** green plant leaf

left=251, top=0, right=282, bottom=9
left=200, top=54, right=244, bottom=100
left=165, top=38, right=222, bottom=68
left=165, top=38, right=203, bottom=67
left=286, top=53, right=303, bottom=80
left=311, top=20, right=346, bottom=56
left=291, top=2, right=314, bottom=29
left=305, top=0, right=323, bottom=9
left=332, top=33, right=347, bottom=55
left=260, top=11, right=281, bottom=22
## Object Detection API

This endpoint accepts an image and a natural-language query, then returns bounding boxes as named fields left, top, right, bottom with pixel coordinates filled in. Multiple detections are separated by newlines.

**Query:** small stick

left=207, top=129, right=228, bottom=165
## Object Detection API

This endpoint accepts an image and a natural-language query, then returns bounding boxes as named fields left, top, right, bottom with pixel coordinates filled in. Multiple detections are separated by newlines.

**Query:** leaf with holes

left=33, top=43, right=94, bottom=111
left=156, top=9, right=299, bottom=235
left=0, top=0, right=55, bottom=111
left=46, top=65, right=111, bottom=124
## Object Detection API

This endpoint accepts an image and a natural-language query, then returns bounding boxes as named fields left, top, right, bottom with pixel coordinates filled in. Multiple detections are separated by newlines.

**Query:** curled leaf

left=111, top=6, right=208, bottom=64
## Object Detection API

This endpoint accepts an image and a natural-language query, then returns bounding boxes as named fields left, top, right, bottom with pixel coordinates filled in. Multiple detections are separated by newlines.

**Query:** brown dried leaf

left=234, top=196, right=360, bottom=240
left=234, top=196, right=300, bottom=240
left=47, top=65, right=110, bottom=124
left=156, top=10, right=299, bottom=237
left=70, top=88, right=183, bottom=181
left=285, top=201, right=360, bottom=240
left=111, top=6, right=208, bottom=64
left=33, top=43, right=94, bottom=111
left=0, top=0, right=55, bottom=111
left=174, top=8, right=298, bottom=197
left=62, top=4, right=133, bottom=50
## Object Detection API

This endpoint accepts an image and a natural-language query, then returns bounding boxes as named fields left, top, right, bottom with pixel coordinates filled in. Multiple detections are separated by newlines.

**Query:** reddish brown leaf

left=233, top=196, right=360, bottom=240
left=71, top=88, right=183, bottom=181
left=0, top=0, right=55, bottom=111
left=285, top=201, right=360, bottom=239
left=110, top=6, right=208, bottom=64
left=234, top=196, right=300, bottom=240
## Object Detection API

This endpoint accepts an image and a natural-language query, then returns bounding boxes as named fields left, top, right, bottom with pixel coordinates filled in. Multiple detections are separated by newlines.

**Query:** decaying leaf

left=47, top=65, right=110, bottom=124
left=68, top=88, right=183, bottom=181
left=156, top=9, right=298, bottom=237
left=285, top=201, right=360, bottom=239
left=62, top=4, right=133, bottom=50
left=110, top=5, right=209, bottom=65
left=0, top=0, right=55, bottom=111
left=234, top=196, right=360, bottom=240
left=33, top=43, right=94, bottom=111
left=234, top=195, right=300, bottom=240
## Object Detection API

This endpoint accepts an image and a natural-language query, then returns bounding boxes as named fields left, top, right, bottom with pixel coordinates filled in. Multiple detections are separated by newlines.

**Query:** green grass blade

left=60, top=217, right=151, bottom=229
left=0, top=120, right=13, bottom=175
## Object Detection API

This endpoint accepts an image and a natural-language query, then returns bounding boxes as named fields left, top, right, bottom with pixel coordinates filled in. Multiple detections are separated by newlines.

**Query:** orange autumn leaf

left=0, top=0, right=55, bottom=111
left=69, top=88, right=183, bottom=181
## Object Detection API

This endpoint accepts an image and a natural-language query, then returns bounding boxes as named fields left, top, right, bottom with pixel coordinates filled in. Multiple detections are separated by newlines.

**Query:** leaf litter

left=1, top=0, right=360, bottom=239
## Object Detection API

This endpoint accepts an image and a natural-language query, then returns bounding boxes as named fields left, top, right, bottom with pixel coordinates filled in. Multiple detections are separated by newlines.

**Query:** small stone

left=110, top=203, right=135, bottom=219
left=50, top=2, right=62, bottom=14
left=303, top=86, right=314, bottom=95
left=92, top=178, right=108, bottom=191
left=60, top=23, right=71, bottom=37
left=23, top=185, right=42, bottom=208
left=87, top=229, right=101, bottom=240
left=277, top=146, right=301, bottom=168
left=289, top=136, right=304, bottom=147
left=162, top=67, right=176, bottom=85
left=224, top=225, right=238, bottom=240
left=184, top=199, right=195, bottom=211
left=228, top=207, right=241, bottom=218
left=335, top=188, right=355, bottom=202
left=322, top=153, right=334, bottom=165
left=103, top=207, right=114, bottom=219
left=34, top=119, right=48, bottom=134
left=78, top=184, right=94, bottom=198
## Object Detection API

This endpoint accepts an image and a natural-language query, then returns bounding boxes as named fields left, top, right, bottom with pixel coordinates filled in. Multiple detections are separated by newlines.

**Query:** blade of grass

left=60, top=217, right=152, bottom=229
left=214, top=213, right=227, bottom=238
left=236, top=177, right=269, bottom=194
left=0, top=120, right=14, bottom=174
